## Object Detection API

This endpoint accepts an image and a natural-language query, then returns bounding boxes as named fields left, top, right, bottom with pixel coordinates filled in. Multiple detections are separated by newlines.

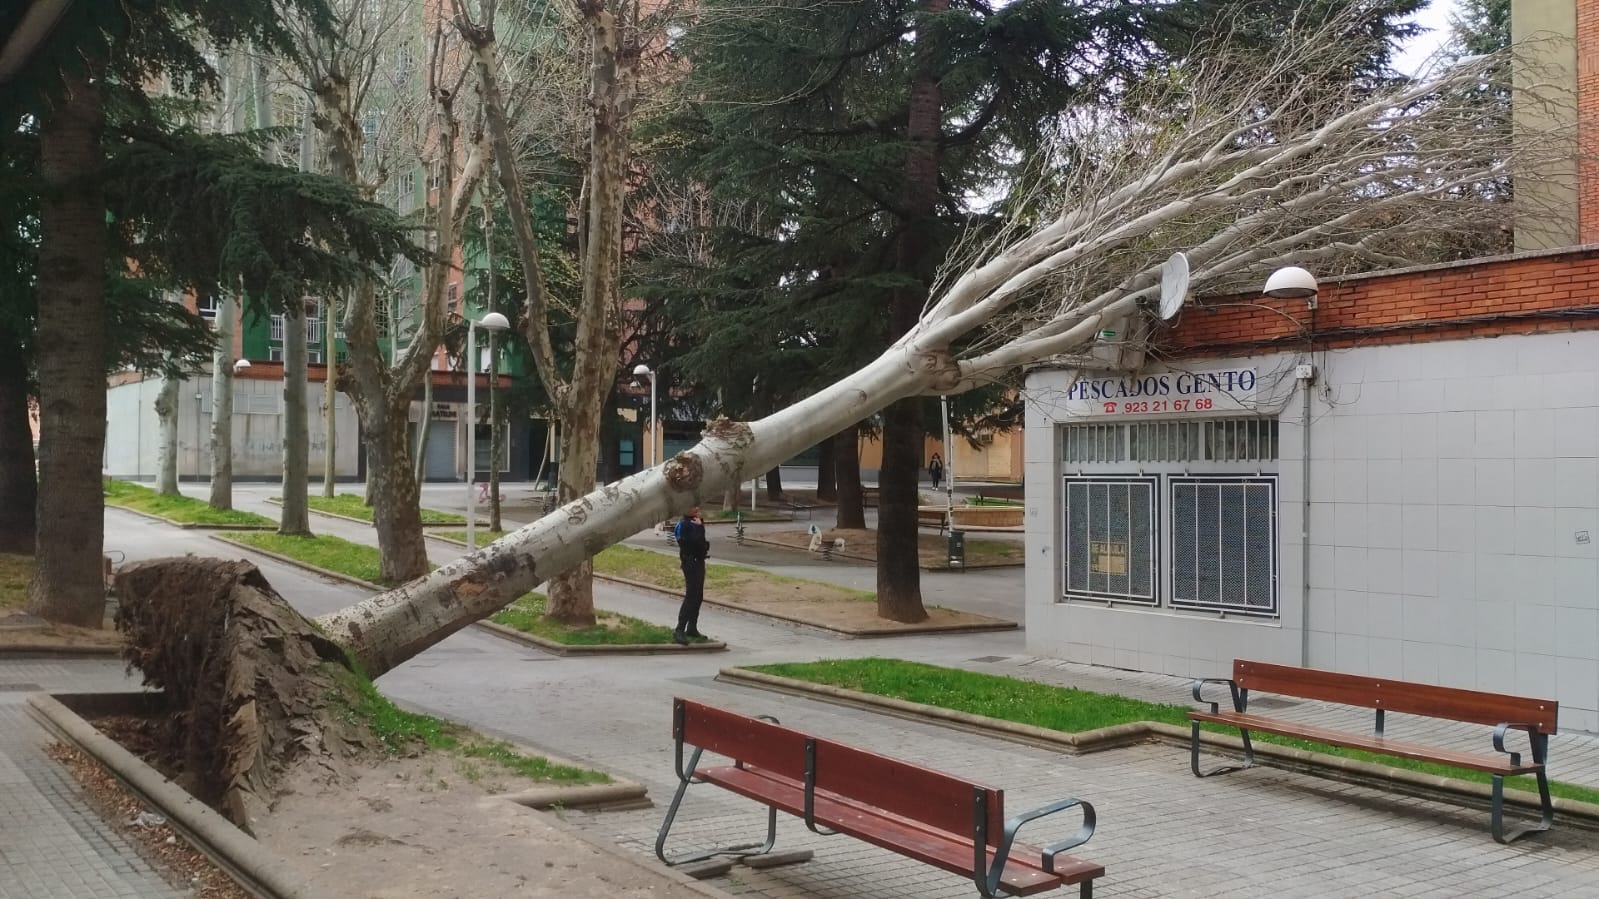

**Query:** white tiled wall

left=1024, top=330, right=1599, bottom=733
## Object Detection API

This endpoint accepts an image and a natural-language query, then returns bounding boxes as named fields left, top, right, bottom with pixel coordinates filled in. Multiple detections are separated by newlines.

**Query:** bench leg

left=1190, top=721, right=1254, bottom=778
left=1490, top=770, right=1554, bottom=844
left=655, top=750, right=779, bottom=866
left=1081, top=881, right=1092, bottom=899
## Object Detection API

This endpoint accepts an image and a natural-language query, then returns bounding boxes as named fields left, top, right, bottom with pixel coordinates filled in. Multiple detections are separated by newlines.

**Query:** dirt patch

left=48, top=741, right=252, bottom=899
left=0, top=612, right=124, bottom=652
left=753, top=527, right=1024, bottom=569
left=248, top=755, right=709, bottom=899
left=714, top=591, right=1014, bottom=634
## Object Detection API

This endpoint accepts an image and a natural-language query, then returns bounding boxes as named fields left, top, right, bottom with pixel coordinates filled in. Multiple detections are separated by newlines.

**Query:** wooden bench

left=917, top=507, right=950, bottom=535
left=1188, top=660, right=1558, bottom=843
left=656, top=698, right=1103, bottom=897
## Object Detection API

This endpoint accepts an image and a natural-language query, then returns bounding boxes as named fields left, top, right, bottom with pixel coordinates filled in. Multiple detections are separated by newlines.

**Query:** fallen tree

left=130, top=9, right=1570, bottom=799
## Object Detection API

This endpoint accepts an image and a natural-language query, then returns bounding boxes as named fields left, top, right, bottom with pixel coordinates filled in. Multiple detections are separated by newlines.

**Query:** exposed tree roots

left=114, top=558, right=371, bottom=829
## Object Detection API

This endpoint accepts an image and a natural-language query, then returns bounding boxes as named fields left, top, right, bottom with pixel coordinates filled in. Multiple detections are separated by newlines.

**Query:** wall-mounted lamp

left=1263, top=266, right=1319, bottom=308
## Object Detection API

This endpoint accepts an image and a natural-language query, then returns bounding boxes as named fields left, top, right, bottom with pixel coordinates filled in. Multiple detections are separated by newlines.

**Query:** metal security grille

left=1064, top=418, right=1278, bottom=464
left=1170, top=477, right=1277, bottom=615
left=1063, top=477, right=1157, bottom=604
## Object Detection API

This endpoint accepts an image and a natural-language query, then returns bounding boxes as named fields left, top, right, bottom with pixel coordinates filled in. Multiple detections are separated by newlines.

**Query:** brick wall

left=1161, top=249, right=1599, bottom=360
left=1581, top=0, right=1599, bottom=242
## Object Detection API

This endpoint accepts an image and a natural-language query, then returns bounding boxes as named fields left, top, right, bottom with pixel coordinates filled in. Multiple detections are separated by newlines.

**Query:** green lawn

left=295, top=493, right=466, bottom=526
left=490, top=592, right=684, bottom=646
left=222, top=532, right=397, bottom=585
left=749, top=658, right=1599, bottom=806
left=104, top=480, right=275, bottom=527
left=329, top=663, right=608, bottom=784
left=436, top=529, right=507, bottom=549
left=0, top=553, right=32, bottom=612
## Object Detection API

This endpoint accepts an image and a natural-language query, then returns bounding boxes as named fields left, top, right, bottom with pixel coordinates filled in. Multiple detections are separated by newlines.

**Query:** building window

left=270, top=314, right=285, bottom=342
left=1062, top=477, right=1158, bottom=605
left=197, top=294, right=220, bottom=327
left=1064, top=418, right=1277, bottom=465
left=473, top=424, right=509, bottom=473
left=1170, top=477, right=1277, bottom=615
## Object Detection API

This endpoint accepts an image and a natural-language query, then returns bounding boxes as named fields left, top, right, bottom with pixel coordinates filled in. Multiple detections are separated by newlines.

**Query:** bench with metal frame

left=917, top=507, right=950, bottom=535
left=1188, top=659, right=1558, bottom=843
left=656, top=698, right=1103, bottom=898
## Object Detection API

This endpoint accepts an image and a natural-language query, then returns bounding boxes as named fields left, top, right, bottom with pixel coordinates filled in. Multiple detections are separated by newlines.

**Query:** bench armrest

left=1191, top=678, right=1244, bottom=714
left=1492, top=722, right=1549, bottom=766
left=1000, top=798, right=1098, bottom=874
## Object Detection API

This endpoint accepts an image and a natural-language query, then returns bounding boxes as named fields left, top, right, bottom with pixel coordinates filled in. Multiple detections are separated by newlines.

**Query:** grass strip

left=293, top=493, right=466, bottom=526
left=749, top=657, right=1599, bottom=806
left=490, top=592, right=682, bottom=646
left=328, top=664, right=609, bottom=784
left=223, top=532, right=398, bottom=586
left=104, top=480, right=275, bottom=527
left=0, top=553, right=32, bottom=611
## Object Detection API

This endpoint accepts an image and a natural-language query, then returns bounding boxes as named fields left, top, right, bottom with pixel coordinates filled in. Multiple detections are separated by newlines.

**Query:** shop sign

left=1062, top=368, right=1256, bottom=417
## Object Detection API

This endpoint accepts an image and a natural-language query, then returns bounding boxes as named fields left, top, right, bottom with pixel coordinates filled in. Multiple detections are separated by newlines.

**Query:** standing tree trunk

left=764, top=467, right=783, bottom=501
left=488, top=337, right=503, bottom=533
left=360, top=396, right=428, bottom=583
left=280, top=299, right=312, bottom=535
left=27, top=74, right=107, bottom=626
left=0, top=346, right=37, bottom=554
left=208, top=289, right=236, bottom=510
left=816, top=433, right=836, bottom=501
left=834, top=423, right=865, bottom=529
left=323, top=294, right=339, bottom=497
left=413, top=371, right=431, bottom=483
left=154, top=377, right=181, bottom=495
left=874, top=0, right=948, bottom=623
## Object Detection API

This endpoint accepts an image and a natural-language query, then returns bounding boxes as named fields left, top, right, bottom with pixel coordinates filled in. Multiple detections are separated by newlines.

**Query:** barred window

left=1062, top=477, right=1157, bottom=604
left=1064, top=418, right=1277, bottom=465
left=1170, top=478, right=1277, bottom=615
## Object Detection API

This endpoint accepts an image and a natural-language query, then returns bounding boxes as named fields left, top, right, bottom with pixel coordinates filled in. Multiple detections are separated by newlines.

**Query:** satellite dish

left=1158, top=251, right=1189, bottom=321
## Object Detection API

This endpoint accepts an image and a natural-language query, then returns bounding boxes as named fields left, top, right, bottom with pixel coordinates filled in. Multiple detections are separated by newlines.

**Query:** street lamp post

left=632, top=363, right=656, bottom=470
left=466, top=312, right=511, bottom=549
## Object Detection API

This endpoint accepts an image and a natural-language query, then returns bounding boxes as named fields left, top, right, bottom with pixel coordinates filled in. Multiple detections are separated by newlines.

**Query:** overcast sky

left=1394, top=0, right=1461, bottom=75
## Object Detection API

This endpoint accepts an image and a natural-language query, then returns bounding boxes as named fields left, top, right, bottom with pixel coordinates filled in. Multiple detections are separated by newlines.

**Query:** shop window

left=1064, top=418, right=1278, bottom=465
left=1170, top=477, right=1277, bottom=615
left=1062, top=477, right=1157, bottom=604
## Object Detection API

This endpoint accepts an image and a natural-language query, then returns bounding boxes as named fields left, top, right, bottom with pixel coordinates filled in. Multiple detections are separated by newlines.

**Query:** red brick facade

left=1580, top=0, right=1599, bottom=242
left=1161, top=249, right=1599, bottom=360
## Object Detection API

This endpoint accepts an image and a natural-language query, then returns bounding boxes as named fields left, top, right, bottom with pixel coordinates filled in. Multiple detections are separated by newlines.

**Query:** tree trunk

left=816, top=434, right=836, bottom=501
left=208, top=290, right=236, bottom=510
left=764, top=467, right=783, bottom=501
left=874, top=0, right=947, bottom=624
left=154, top=377, right=181, bottom=495
left=27, top=74, right=107, bottom=626
left=280, top=300, right=312, bottom=536
left=0, top=346, right=37, bottom=554
left=489, top=351, right=502, bottom=533
left=413, top=371, right=431, bottom=483
left=543, top=390, right=603, bottom=627
left=321, top=350, right=928, bottom=675
left=834, top=423, right=865, bottom=529
left=361, top=398, right=429, bottom=583
left=323, top=295, right=339, bottom=498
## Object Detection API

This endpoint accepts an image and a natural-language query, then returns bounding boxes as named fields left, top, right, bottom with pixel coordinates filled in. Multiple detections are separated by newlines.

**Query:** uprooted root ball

left=115, top=557, right=371, bottom=828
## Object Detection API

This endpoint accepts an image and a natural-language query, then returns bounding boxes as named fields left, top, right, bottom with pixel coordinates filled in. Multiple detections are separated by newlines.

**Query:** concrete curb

left=0, top=644, right=124, bottom=658
left=598, top=572, right=1018, bottom=637
left=212, top=535, right=720, bottom=657
left=107, top=503, right=276, bottom=531
left=717, top=667, right=1599, bottom=829
left=27, top=693, right=331, bottom=899
left=494, top=781, right=652, bottom=811
left=741, top=535, right=1025, bottom=571
left=474, top=620, right=727, bottom=656
left=263, top=497, right=479, bottom=529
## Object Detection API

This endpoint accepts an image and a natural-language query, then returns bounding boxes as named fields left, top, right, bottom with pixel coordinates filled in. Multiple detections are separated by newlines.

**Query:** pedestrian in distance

left=673, top=505, right=710, bottom=645
left=928, top=452, right=945, bottom=491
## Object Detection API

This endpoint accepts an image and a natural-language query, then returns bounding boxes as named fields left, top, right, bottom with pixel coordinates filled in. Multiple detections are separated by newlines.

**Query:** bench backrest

left=811, top=735, right=1004, bottom=841
left=676, top=698, right=810, bottom=780
left=674, top=698, right=1003, bottom=841
left=1232, top=660, right=1558, bottom=734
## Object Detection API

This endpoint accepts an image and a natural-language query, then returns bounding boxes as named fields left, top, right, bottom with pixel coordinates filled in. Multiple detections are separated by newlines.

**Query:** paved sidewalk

left=96, top=494, right=1599, bottom=897
left=0, top=659, right=181, bottom=899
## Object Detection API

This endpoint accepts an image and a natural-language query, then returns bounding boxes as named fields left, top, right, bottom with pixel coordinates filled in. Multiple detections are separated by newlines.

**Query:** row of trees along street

left=1, top=0, right=1546, bottom=808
